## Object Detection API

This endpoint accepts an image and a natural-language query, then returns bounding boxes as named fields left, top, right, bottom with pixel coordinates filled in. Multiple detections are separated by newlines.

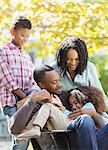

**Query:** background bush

left=90, top=53, right=108, bottom=96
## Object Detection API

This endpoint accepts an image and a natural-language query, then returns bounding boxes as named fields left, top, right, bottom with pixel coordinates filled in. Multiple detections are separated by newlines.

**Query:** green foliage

left=90, top=51, right=108, bottom=96
left=0, top=0, right=108, bottom=56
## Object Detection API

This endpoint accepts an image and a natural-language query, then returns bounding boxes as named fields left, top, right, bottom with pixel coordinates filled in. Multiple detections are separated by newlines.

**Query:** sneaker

left=17, top=126, right=41, bottom=139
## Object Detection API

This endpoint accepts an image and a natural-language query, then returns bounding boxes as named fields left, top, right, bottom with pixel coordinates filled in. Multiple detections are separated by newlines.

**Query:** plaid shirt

left=0, top=42, right=36, bottom=109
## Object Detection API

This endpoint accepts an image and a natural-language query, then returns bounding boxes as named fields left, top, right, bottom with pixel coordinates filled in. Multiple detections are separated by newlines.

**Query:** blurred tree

left=0, top=0, right=108, bottom=55
left=90, top=50, right=108, bottom=96
left=0, top=0, right=108, bottom=94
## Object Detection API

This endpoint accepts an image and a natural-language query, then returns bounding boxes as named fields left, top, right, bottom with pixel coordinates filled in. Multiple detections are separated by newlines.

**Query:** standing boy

left=0, top=16, right=54, bottom=150
left=0, top=15, right=36, bottom=150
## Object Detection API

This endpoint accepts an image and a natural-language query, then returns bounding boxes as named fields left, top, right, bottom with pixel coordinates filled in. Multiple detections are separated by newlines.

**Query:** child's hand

left=68, top=109, right=82, bottom=120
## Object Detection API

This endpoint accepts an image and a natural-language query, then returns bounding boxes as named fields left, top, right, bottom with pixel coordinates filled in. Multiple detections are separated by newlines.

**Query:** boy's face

left=69, top=95, right=83, bottom=112
left=11, top=28, right=30, bottom=48
left=40, top=70, right=62, bottom=95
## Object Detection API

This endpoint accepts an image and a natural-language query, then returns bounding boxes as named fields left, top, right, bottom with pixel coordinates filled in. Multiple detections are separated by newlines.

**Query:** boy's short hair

left=12, top=15, right=32, bottom=30
left=33, top=65, right=54, bottom=84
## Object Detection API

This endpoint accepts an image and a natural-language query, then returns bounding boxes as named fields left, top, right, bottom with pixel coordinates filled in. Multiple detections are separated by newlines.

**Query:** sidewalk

left=0, top=140, right=11, bottom=150
left=0, top=139, right=33, bottom=150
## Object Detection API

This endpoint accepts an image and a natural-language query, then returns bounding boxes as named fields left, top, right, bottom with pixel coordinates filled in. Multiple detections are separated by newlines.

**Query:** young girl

left=68, top=86, right=108, bottom=129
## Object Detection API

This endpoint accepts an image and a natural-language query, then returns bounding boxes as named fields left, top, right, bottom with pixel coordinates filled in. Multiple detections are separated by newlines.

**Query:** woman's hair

left=56, top=37, right=88, bottom=74
left=70, top=86, right=106, bottom=113
left=12, top=15, right=32, bottom=30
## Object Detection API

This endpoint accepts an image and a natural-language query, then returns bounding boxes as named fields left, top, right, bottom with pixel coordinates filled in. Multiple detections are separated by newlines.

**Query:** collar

left=6, top=42, right=22, bottom=51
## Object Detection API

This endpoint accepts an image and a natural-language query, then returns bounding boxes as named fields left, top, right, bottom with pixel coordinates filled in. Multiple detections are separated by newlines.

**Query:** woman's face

left=66, top=48, right=79, bottom=72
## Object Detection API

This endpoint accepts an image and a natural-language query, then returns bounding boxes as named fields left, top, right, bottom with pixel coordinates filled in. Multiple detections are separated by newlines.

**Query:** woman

left=53, top=36, right=105, bottom=95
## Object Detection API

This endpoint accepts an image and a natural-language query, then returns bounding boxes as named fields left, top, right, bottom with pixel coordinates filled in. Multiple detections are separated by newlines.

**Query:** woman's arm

left=12, top=88, right=27, bottom=99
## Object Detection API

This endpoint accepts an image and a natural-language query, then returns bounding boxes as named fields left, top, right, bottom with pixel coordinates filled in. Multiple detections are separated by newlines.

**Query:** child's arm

left=68, top=107, right=97, bottom=121
left=16, top=89, right=34, bottom=109
left=81, top=108, right=97, bottom=120
left=81, top=102, right=97, bottom=120
left=68, top=102, right=105, bottom=128
left=13, top=88, right=27, bottom=99
left=68, top=102, right=97, bottom=120
left=68, top=110, right=82, bottom=120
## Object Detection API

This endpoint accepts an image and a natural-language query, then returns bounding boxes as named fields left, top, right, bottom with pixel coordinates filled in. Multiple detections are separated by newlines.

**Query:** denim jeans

left=68, top=115, right=108, bottom=150
left=4, top=105, right=29, bottom=150
left=96, top=124, right=108, bottom=150
left=68, top=115, right=98, bottom=150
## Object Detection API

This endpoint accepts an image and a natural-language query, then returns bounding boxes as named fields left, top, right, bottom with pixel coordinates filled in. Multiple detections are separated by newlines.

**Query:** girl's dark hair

left=75, top=86, right=106, bottom=113
left=56, top=37, right=88, bottom=74
left=12, top=16, right=32, bottom=30
left=33, top=65, right=54, bottom=84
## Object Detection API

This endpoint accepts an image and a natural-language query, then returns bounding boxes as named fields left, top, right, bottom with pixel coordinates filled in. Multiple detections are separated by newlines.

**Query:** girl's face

left=66, top=49, right=79, bottom=72
left=69, top=95, right=83, bottom=112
